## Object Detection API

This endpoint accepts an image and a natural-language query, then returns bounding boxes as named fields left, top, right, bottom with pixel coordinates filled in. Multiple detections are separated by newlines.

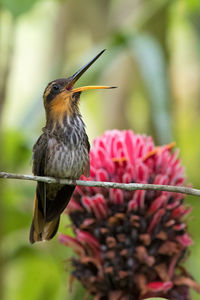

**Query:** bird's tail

left=29, top=184, right=75, bottom=243
left=29, top=194, right=60, bottom=244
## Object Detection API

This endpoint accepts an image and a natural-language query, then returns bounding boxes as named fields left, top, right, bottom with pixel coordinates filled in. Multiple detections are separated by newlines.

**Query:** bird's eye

left=52, top=84, right=59, bottom=91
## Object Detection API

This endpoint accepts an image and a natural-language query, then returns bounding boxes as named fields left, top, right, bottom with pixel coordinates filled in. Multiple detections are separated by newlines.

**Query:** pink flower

left=59, top=130, right=200, bottom=299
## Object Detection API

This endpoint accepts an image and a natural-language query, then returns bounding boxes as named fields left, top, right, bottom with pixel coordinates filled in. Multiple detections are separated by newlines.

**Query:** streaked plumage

left=30, top=50, right=115, bottom=243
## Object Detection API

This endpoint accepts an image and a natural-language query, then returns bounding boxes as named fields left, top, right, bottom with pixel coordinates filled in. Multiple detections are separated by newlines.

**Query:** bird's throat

left=45, top=110, right=84, bottom=139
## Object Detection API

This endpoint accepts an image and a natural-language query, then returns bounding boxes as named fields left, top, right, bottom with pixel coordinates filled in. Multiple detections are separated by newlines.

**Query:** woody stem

left=0, top=171, right=200, bottom=197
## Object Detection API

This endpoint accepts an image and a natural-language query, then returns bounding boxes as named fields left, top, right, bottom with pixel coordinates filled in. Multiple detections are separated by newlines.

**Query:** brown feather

left=48, top=92, right=73, bottom=121
left=29, top=192, right=61, bottom=243
left=46, top=185, right=75, bottom=221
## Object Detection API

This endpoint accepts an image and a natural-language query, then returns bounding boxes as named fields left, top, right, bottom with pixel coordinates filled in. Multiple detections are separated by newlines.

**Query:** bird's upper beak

left=66, top=49, right=116, bottom=93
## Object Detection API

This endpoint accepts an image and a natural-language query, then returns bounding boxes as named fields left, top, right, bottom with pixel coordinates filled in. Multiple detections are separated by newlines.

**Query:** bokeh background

left=0, top=0, right=200, bottom=299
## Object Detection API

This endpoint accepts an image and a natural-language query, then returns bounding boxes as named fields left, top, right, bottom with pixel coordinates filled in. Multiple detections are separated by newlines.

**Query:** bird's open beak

left=67, top=49, right=116, bottom=93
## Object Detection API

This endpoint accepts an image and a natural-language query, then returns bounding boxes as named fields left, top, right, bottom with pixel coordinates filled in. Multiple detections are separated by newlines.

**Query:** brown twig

left=0, top=171, right=200, bottom=197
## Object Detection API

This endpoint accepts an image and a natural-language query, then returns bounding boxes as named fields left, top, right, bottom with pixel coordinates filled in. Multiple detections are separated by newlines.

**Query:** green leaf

left=1, top=0, right=40, bottom=17
left=2, top=129, right=30, bottom=170
left=129, top=34, right=172, bottom=144
left=184, top=0, right=200, bottom=11
left=4, top=253, right=66, bottom=300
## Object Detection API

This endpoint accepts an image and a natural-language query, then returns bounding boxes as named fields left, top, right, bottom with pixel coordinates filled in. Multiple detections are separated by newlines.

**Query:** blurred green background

left=0, top=0, right=200, bottom=299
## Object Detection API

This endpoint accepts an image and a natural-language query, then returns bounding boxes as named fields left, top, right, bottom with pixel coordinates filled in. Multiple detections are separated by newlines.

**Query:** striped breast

left=44, top=114, right=90, bottom=179
left=45, top=136, right=89, bottom=179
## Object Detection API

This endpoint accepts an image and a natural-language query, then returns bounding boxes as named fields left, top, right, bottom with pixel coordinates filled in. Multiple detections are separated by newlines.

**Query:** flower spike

left=60, top=130, right=200, bottom=299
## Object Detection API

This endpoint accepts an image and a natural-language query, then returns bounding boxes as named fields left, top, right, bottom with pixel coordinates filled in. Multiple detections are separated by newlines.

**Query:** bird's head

left=43, top=50, right=115, bottom=123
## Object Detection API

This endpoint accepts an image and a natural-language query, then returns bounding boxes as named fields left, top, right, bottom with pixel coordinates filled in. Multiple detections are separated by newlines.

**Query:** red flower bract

left=59, top=130, right=200, bottom=300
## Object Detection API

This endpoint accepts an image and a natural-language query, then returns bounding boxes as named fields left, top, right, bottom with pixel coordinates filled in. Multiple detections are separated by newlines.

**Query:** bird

left=30, top=49, right=115, bottom=243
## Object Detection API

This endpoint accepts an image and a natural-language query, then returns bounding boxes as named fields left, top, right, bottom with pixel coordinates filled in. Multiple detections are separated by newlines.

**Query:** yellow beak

left=72, top=85, right=116, bottom=93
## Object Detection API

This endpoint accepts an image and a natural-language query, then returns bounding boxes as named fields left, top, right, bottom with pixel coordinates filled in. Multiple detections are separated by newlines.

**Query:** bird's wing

left=30, top=134, right=64, bottom=243
left=32, top=135, right=76, bottom=222
left=32, top=134, right=47, bottom=218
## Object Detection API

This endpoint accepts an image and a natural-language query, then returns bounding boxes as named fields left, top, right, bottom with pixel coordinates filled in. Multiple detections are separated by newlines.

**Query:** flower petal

left=58, top=234, right=85, bottom=256
left=147, top=281, right=173, bottom=292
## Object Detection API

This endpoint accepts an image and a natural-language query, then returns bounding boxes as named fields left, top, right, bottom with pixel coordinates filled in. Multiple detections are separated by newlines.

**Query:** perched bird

left=30, top=50, right=115, bottom=243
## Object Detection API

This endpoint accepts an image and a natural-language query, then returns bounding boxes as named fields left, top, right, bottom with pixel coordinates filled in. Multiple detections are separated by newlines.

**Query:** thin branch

left=0, top=171, right=200, bottom=197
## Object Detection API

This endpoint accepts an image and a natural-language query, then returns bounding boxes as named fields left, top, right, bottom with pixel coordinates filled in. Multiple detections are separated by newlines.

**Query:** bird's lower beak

left=66, top=50, right=116, bottom=93
left=71, top=85, right=116, bottom=93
